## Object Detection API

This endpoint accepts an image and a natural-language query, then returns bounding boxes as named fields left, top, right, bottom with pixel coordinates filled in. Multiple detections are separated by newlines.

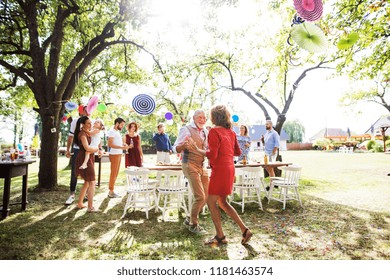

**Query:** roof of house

left=309, top=128, right=349, bottom=142
left=232, top=125, right=289, bottom=141
left=365, top=115, right=390, bottom=135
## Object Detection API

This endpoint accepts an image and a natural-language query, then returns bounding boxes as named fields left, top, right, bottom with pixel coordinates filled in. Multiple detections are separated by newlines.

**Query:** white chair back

left=240, top=166, right=264, bottom=187
left=125, top=169, right=152, bottom=191
left=158, top=170, right=185, bottom=191
left=277, top=165, right=302, bottom=185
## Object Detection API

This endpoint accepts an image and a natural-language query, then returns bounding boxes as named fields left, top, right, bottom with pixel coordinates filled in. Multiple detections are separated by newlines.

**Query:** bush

left=366, top=140, right=377, bottom=151
left=386, top=139, right=390, bottom=151
left=374, top=144, right=384, bottom=153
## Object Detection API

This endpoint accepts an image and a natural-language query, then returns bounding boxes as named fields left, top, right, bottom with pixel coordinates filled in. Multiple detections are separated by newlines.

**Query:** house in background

left=365, top=114, right=390, bottom=151
left=365, top=115, right=390, bottom=137
left=233, top=124, right=289, bottom=151
left=309, top=128, right=349, bottom=143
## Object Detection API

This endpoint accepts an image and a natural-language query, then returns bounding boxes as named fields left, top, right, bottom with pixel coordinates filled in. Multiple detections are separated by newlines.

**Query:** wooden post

left=382, top=127, right=388, bottom=152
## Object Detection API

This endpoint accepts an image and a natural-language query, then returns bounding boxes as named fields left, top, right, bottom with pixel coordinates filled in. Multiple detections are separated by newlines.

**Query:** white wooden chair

left=267, top=165, right=302, bottom=209
left=231, top=166, right=265, bottom=213
left=156, top=170, right=188, bottom=221
left=122, top=169, right=157, bottom=219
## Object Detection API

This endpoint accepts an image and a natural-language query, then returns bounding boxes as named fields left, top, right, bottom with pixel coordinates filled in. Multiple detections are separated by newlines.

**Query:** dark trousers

left=69, top=148, right=80, bottom=193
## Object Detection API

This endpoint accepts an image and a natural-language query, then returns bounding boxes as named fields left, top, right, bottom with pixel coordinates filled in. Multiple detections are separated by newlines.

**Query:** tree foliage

left=282, top=119, right=305, bottom=143
left=326, top=0, right=390, bottom=111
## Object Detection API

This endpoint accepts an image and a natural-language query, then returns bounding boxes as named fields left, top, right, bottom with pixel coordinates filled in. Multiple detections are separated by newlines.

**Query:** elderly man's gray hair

left=193, top=109, right=205, bottom=117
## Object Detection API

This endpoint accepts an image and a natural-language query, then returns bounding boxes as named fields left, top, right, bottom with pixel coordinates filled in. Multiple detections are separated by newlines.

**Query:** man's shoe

left=183, top=217, right=190, bottom=227
left=65, top=195, right=75, bottom=205
left=189, top=224, right=207, bottom=234
left=108, top=192, right=121, bottom=198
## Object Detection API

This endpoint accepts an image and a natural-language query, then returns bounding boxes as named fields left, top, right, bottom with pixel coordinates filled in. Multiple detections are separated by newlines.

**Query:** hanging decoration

left=291, top=22, right=327, bottom=53
left=337, top=32, right=359, bottom=50
left=132, top=94, right=156, bottom=115
left=65, top=101, right=78, bottom=112
left=293, top=0, right=323, bottom=22
left=292, top=14, right=305, bottom=26
left=232, top=115, right=239, bottom=122
left=78, top=105, right=85, bottom=114
left=166, top=119, right=174, bottom=125
left=86, top=96, right=98, bottom=114
left=165, top=112, right=173, bottom=120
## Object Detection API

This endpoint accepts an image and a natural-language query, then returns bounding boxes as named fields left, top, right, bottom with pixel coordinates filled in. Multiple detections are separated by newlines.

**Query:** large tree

left=0, top=0, right=158, bottom=189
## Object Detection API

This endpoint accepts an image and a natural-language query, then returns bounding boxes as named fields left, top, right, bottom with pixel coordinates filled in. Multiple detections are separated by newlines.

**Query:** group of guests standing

left=64, top=104, right=280, bottom=246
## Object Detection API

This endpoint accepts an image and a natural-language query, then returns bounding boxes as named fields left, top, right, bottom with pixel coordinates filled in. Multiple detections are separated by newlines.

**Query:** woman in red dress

left=123, top=122, right=143, bottom=167
left=74, top=116, right=101, bottom=212
left=192, top=105, right=253, bottom=245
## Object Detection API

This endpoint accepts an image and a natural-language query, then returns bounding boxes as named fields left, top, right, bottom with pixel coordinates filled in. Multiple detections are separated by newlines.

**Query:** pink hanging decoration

left=293, top=0, right=323, bottom=22
left=302, top=0, right=315, bottom=11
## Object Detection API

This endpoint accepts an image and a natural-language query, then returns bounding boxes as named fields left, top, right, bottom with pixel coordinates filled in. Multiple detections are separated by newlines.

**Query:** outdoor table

left=234, top=162, right=291, bottom=169
left=143, top=163, right=182, bottom=171
left=145, top=162, right=291, bottom=170
left=0, top=159, right=36, bottom=219
left=94, top=153, right=110, bottom=187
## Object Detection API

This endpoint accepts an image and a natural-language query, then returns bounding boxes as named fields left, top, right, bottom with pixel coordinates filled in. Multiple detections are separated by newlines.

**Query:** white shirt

left=107, top=128, right=123, bottom=155
left=90, top=133, right=101, bottom=148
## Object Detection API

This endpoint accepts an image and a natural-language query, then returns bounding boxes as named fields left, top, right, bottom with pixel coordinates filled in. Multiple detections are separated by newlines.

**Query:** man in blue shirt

left=261, top=120, right=280, bottom=179
left=153, top=123, right=173, bottom=163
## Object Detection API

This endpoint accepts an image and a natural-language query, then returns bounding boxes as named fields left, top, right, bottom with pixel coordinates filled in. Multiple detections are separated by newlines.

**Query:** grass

left=0, top=151, right=389, bottom=260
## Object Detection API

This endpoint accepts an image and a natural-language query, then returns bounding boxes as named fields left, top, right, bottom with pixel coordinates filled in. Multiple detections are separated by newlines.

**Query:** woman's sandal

left=87, top=207, right=100, bottom=213
left=241, top=228, right=253, bottom=245
left=76, top=204, right=86, bottom=209
left=205, top=235, right=228, bottom=245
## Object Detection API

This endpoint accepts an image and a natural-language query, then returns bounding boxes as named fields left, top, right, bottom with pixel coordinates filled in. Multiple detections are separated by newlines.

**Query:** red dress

left=206, top=127, right=241, bottom=196
left=125, top=134, right=142, bottom=167
left=75, top=131, right=95, bottom=181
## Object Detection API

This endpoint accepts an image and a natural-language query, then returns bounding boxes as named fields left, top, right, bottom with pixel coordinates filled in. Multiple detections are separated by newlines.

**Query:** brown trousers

left=182, top=162, right=209, bottom=225
left=108, top=154, right=122, bottom=192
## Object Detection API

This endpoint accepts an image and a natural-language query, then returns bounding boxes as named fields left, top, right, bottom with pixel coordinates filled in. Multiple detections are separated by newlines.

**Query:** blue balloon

left=232, top=115, right=239, bottom=122
left=17, top=143, right=23, bottom=151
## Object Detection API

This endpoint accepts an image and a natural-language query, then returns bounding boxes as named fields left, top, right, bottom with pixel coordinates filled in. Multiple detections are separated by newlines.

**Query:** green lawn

left=0, top=151, right=389, bottom=260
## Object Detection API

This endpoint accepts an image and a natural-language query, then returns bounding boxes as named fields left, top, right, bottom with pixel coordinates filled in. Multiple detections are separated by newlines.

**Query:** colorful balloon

left=97, top=103, right=107, bottom=112
left=232, top=115, right=239, bottom=122
left=166, top=119, right=174, bottom=125
left=165, top=112, right=173, bottom=120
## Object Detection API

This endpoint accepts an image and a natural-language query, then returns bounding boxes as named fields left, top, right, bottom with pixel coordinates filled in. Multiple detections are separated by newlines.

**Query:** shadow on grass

left=0, top=186, right=389, bottom=260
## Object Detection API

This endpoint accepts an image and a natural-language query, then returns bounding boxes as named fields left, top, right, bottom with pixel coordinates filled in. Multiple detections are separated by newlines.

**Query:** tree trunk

left=275, top=114, right=286, bottom=135
left=38, top=113, right=59, bottom=189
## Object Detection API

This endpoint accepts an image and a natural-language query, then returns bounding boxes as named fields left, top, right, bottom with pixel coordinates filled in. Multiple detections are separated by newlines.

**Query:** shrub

left=366, top=140, right=377, bottom=151
left=374, top=144, right=384, bottom=153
